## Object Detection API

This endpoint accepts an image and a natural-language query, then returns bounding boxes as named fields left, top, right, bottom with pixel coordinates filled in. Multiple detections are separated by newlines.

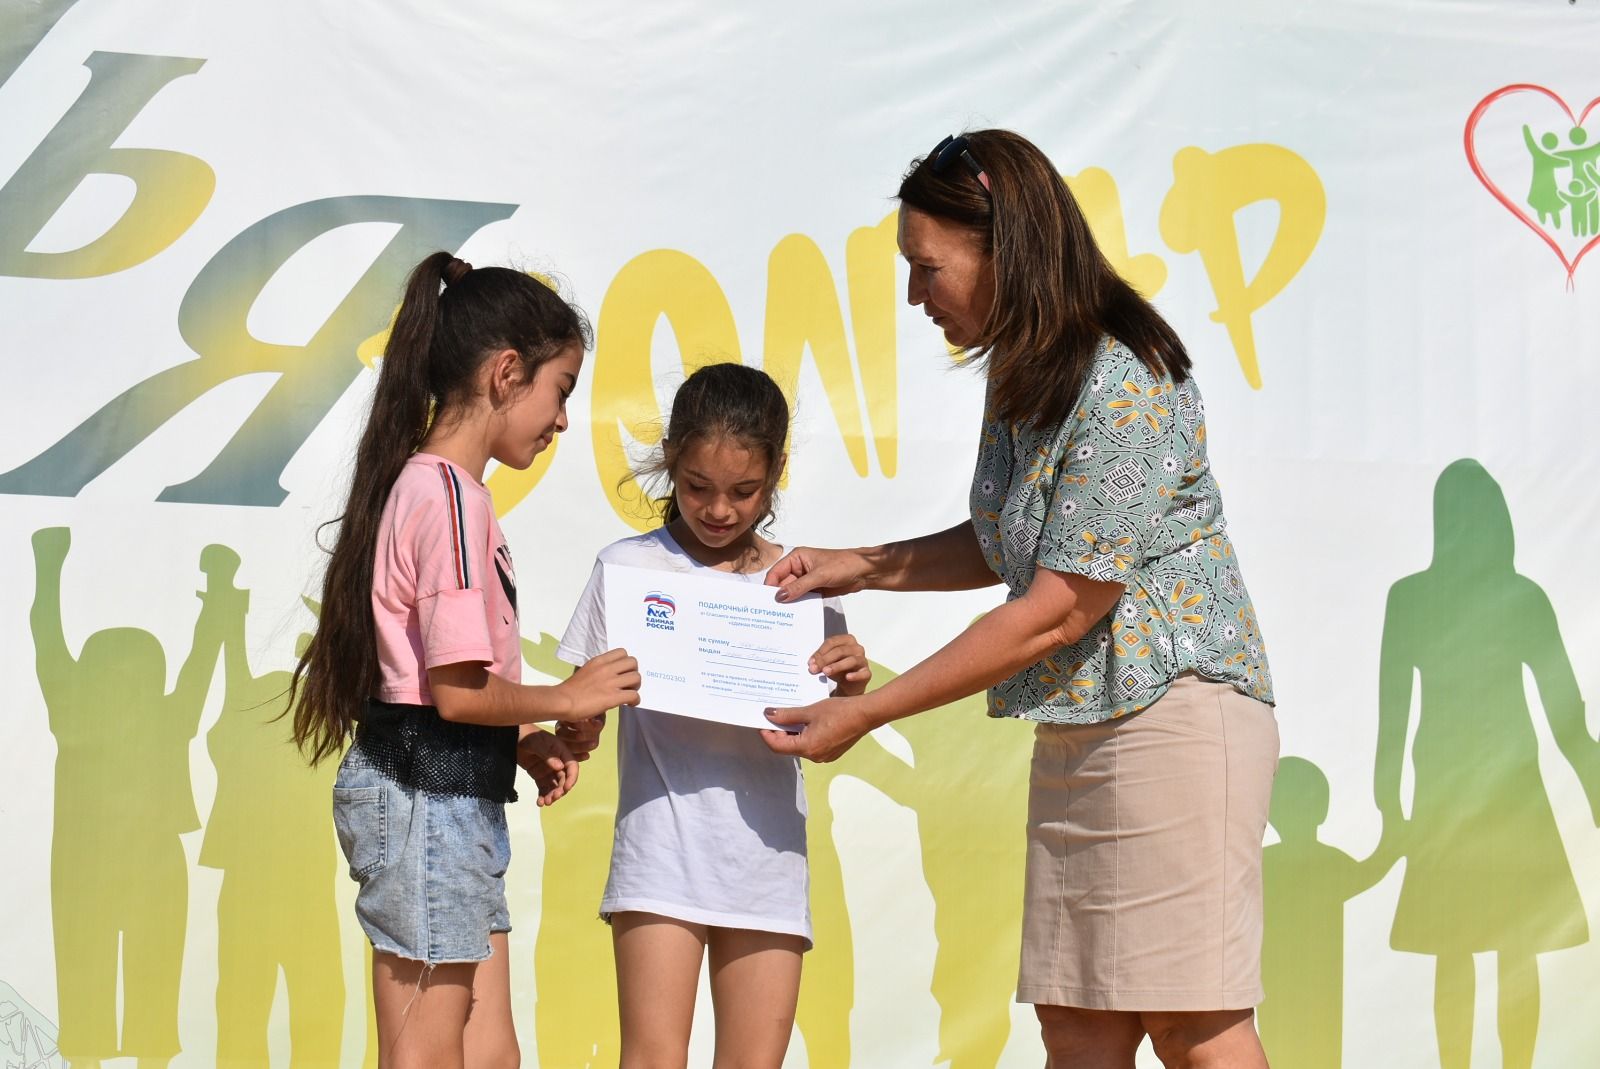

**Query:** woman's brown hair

left=898, top=129, right=1190, bottom=428
left=287, top=253, right=590, bottom=765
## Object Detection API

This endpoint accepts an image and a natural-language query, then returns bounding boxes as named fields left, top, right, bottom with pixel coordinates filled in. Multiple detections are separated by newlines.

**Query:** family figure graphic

left=24, top=457, right=1596, bottom=1068
left=1523, top=123, right=1600, bottom=236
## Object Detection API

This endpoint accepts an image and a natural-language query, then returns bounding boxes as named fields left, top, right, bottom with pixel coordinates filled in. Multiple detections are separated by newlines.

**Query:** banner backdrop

left=3, top=2, right=1598, bottom=1066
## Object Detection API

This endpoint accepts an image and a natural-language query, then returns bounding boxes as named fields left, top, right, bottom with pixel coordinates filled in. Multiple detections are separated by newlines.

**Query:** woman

left=761, top=130, right=1279, bottom=1069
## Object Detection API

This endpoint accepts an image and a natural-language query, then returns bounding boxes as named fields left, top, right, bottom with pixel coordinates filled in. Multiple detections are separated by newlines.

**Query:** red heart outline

left=1464, top=85, right=1600, bottom=287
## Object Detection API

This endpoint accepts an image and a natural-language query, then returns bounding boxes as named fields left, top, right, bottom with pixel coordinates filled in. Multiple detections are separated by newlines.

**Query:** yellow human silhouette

left=30, top=526, right=226, bottom=1068
left=798, top=656, right=1032, bottom=1069
left=794, top=755, right=861, bottom=1068
left=523, top=634, right=623, bottom=1068
left=1159, top=143, right=1325, bottom=388
left=1259, top=757, right=1395, bottom=1069
left=200, top=579, right=344, bottom=1067
left=1375, top=459, right=1598, bottom=1069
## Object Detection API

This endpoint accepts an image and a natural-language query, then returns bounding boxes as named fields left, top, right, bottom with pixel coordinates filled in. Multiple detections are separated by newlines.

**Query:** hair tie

left=442, top=258, right=473, bottom=287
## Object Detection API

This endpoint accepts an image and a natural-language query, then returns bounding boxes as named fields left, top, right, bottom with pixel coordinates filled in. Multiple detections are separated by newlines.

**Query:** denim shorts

left=332, top=749, right=511, bottom=964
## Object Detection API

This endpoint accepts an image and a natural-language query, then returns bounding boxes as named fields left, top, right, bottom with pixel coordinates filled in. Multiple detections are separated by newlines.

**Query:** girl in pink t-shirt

left=289, top=252, right=640, bottom=1068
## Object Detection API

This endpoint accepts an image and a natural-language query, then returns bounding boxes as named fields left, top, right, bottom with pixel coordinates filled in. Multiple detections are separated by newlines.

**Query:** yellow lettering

left=591, top=249, right=740, bottom=532
left=764, top=211, right=899, bottom=478
left=1159, top=144, right=1325, bottom=388
left=0, top=52, right=214, bottom=278
left=1065, top=168, right=1168, bottom=298
left=845, top=211, right=901, bottom=477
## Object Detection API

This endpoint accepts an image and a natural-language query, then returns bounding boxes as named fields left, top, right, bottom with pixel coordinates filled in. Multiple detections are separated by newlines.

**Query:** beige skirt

left=1018, top=673, right=1279, bottom=1011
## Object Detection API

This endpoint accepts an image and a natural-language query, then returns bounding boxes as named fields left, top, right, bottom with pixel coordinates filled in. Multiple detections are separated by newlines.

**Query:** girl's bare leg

left=615, top=911, right=709, bottom=1069
left=462, top=932, right=519, bottom=1069
left=707, top=927, right=805, bottom=1069
left=371, top=951, right=473, bottom=1069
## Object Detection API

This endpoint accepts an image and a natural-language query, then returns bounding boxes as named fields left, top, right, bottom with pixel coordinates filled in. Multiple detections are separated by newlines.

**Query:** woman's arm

left=764, top=566, right=1123, bottom=761
left=768, top=520, right=999, bottom=601
left=430, top=648, right=640, bottom=726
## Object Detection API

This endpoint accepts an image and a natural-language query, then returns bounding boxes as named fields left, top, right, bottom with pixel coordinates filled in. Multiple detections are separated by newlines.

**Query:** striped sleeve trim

left=434, top=462, right=471, bottom=589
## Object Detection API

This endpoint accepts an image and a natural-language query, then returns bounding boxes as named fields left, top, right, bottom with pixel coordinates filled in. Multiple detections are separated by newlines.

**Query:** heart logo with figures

left=1465, top=85, right=1600, bottom=285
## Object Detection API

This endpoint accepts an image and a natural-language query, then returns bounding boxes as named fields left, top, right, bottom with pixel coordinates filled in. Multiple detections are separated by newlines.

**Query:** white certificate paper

left=602, top=562, right=834, bottom=729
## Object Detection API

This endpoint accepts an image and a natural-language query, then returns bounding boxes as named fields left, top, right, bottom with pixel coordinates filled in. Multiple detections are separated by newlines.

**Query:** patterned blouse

left=969, top=336, right=1274, bottom=723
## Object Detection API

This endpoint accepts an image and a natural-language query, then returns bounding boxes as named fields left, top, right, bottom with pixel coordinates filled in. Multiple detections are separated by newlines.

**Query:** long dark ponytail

left=289, top=252, right=589, bottom=764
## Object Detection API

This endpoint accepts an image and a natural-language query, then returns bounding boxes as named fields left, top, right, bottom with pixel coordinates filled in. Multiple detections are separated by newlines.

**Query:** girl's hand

left=761, top=694, right=878, bottom=763
left=766, top=547, right=870, bottom=602
left=558, top=648, right=641, bottom=720
left=518, top=729, right=580, bottom=806
left=554, top=713, right=607, bottom=760
left=810, top=634, right=871, bottom=697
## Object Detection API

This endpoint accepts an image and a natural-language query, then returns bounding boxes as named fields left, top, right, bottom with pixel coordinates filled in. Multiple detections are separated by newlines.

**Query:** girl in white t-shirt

left=559, top=363, right=870, bottom=1067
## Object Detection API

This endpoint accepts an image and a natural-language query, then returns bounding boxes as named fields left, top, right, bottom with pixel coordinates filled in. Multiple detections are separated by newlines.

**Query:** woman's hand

left=769, top=523, right=999, bottom=599
left=517, top=729, right=580, bottom=806
left=766, top=547, right=872, bottom=602
left=761, top=694, right=879, bottom=763
left=810, top=634, right=871, bottom=697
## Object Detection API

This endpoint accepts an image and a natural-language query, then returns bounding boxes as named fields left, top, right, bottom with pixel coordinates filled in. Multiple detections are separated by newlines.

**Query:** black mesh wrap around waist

left=352, top=700, right=518, bottom=803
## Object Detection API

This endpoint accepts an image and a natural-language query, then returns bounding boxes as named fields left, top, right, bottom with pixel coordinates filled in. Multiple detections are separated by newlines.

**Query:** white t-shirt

left=559, top=528, right=843, bottom=946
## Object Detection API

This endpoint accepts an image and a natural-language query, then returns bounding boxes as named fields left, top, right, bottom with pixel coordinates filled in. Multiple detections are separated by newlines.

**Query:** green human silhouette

left=31, top=526, right=228, bottom=1068
left=1521, top=126, right=1567, bottom=228
left=524, top=633, right=624, bottom=1069
left=1555, top=128, right=1600, bottom=237
left=1556, top=161, right=1600, bottom=239
left=1259, top=756, right=1396, bottom=1069
left=200, top=582, right=344, bottom=1067
left=1554, top=126, right=1600, bottom=182
left=1374, top=459, right=1598, bottom=1069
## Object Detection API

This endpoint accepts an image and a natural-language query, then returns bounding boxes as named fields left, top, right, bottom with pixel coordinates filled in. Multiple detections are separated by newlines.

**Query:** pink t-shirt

left=371, top=454, right=521, bottom=704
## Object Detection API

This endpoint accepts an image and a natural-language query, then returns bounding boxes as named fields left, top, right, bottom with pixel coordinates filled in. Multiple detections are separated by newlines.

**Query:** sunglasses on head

left=929, top=134, right=991, bottom=193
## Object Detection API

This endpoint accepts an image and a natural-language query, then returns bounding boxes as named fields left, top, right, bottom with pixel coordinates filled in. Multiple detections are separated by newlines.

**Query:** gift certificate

left=602, top=562, right=833, bottom=729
